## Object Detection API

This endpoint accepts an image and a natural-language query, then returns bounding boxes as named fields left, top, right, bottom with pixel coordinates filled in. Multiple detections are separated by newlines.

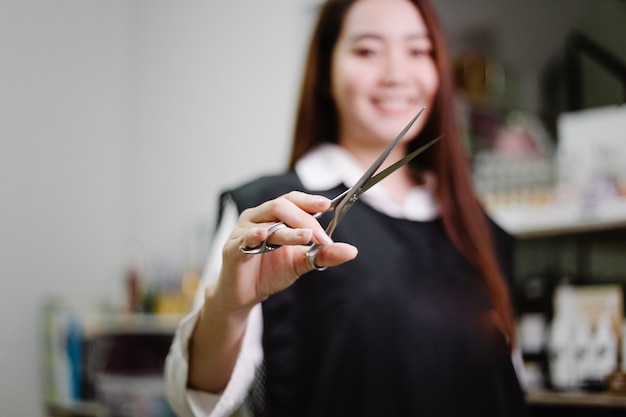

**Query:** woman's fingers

left=237, top=192, right=334, bottom=251
left=238, top=225, right=315, bottom=252
left=219, top=189, right=360, bottom=308
left=314, top=242, right=359, bottom=268
left=294, top=242, right=359, bottom=276
left=242, top=191, right=330, bottom=228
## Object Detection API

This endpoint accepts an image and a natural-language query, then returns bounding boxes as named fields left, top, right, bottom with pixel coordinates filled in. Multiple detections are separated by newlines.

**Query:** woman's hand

left=215, top=191, right=358, bottom=312
left=189, top=192, right=357, bottom=393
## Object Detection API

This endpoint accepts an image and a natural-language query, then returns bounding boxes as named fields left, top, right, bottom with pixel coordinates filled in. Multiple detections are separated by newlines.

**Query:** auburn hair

left=289, top=0, right=515, bottom=349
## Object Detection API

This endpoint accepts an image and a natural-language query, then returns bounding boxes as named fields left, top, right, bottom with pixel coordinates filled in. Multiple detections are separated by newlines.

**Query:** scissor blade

left=327, top=134, right=442, bottom=208
left=359, top=134, right=443, bottom=194
left=307, top=108, right=427, bottom=260
left=331, top=107, right=425, bottom=216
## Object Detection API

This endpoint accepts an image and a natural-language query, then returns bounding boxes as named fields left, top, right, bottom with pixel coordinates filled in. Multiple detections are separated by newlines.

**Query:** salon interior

left=2, top=0, right=625, bottom=416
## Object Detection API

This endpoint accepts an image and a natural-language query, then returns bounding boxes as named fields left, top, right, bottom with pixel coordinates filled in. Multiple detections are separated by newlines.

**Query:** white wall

left=125, top=0, right=315, bottom=272
left=0, top=2, right=132, bottom=415
left=1, top=0, right=618, bottom=415
left=0, top=1, right=313, bottom=415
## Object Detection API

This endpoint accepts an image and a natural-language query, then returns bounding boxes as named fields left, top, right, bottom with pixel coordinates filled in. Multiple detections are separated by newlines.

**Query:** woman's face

left=331, top=0, right=439, bottom=149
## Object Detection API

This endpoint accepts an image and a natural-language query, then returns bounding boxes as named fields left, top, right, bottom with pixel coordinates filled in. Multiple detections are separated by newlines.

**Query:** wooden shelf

left=46, top=401, right=107, bottom=417
left=81, top=312, right=185, bottom=337
left=488, top=198, right=626, bottom=239
left=527, top=389, right=626, bottom=408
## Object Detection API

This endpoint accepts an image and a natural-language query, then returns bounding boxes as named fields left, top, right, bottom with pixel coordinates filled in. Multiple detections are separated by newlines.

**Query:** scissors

left=239, top=107, right=442, bottom=269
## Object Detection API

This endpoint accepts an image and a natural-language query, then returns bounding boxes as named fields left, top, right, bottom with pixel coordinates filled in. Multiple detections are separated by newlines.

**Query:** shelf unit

left=496, top=198, right=626, bottom=415
left=489, top=197, right=626, bottom=282
left=489, top=198, right=626, bottom=239
left=44, top=312, right=184, bottom=417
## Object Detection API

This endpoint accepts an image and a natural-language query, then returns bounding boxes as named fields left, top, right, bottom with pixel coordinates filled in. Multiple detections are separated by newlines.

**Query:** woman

left=165, top=0, right=528, bottom=416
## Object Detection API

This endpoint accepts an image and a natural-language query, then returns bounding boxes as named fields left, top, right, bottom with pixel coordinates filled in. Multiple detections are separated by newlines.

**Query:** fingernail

left=314, top=196, right=329, bottom=206
left=314, top=229, right=333, bottom=245
left=296, top=228, right=312, bottom=239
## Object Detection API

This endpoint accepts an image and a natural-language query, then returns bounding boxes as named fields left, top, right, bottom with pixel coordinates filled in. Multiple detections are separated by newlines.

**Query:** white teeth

left=377, top=99, right=409, bottom=110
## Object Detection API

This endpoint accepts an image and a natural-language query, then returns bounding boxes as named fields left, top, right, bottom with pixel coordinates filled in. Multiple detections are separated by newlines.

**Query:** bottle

left=573, top=316, right=592, bottom=387
left=519, top=277, right=550, bottom=355
left=126, top=266, right=141, bottom=313
left=587, top=308, right=618, bottom=388
left=548, top=281, right=577, bottom=390
left=517, top=276, right=552, bottom=389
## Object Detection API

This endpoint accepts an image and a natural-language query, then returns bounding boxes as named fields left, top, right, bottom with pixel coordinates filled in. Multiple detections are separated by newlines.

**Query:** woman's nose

left=381, top=50, right=409, bottom=85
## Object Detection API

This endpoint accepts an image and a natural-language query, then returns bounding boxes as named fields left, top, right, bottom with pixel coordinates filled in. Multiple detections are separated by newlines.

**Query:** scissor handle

left=237, top=204, right=334, bottom=256
left=238, top=221, right=327, bottom=271
left=238, top=222, right=287, bottom=254
left=305, top=244, right=327, bottom=271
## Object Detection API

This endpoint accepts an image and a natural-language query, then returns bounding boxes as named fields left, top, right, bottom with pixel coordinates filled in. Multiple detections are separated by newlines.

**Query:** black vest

left=225, top=172, right=527, bottom=417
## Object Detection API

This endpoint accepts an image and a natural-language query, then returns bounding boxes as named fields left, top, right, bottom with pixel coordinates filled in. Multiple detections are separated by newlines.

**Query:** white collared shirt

left=297, top=143, right=438, bottom=221
left=164, top=143, right=439, bottom=417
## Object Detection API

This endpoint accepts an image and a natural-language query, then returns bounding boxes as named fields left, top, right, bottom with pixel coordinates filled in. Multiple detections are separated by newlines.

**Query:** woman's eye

left=354, top=48, right=377, bottom=58
left=410, top=48, right=432, bottom=57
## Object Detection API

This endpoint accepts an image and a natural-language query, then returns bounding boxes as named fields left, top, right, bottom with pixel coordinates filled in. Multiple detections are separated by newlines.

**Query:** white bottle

left=589, top=309, right=618, bottom=382
left=572, top=317, right=592, bottom=386
left=548, top=284, right=577, bottom=390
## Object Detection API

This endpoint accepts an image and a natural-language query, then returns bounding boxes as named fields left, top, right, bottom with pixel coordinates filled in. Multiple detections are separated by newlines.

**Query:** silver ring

left=304, top=251, right=327, bottom=271
left=239, top=222, right=287, bottom=254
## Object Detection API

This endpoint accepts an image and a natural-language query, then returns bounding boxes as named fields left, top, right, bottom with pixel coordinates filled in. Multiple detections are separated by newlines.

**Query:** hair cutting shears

left=239, top=107, right=442, bottom=268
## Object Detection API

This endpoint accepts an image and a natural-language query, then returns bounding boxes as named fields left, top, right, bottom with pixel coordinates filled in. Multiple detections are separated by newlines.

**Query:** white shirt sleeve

left=164, top=197, right=264, bottom=417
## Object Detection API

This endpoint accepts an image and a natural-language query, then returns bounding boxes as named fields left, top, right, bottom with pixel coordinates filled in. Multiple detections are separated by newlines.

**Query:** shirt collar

left=294, top=143, right=439, bottom=221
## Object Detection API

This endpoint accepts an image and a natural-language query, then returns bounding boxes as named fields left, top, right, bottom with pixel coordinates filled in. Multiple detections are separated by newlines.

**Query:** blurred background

left=1, top=0, right=625, bottom=416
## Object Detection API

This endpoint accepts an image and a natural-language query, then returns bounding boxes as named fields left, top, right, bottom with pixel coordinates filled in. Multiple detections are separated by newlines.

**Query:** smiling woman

left=329, top=0, right=440, bottom=201
left=5, top=0, right=615, bottom=416
left=164, top=1, right=529, bottom=416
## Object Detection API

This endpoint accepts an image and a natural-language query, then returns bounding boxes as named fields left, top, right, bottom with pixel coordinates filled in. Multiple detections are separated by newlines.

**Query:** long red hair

left=289, top=0, right=515, bottom=349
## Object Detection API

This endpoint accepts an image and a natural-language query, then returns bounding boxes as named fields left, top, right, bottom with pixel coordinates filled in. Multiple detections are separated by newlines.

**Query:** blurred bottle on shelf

left=517, top=276, right=553, bottom=390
